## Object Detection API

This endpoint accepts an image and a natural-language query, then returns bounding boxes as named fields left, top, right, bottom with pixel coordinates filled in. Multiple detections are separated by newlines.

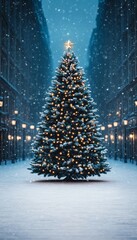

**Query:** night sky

left=42, top=0, right=99, bottom=70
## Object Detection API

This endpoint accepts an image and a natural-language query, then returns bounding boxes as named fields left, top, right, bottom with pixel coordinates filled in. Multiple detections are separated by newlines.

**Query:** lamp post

left=30, top=125, right=35, bottom=140
left=0, top=97, right=4, bottom=164
left=113, top=121, right=118, bottom=160
left=17, top=136, right=21, bottom=160
left=11, top=120, right=16, bottom=163
left=30, top=125, right=35, bottom=158
left=118, top=135, right=123, bottom=160
left=0, top=97, right=3, bottom=108
left=101, top=125, right=105, bottom=142
left=101, top=126, right=105, bottom=131
left=22, top=123, right=27, bottom=161
left=134, top=98, right=137, bottom=109
left=8, top=134, right=13, bottom=162
left=123, top=119, right=128, bottom=163
left=108, top=124, right=112, bottom=157
left=14, top=110, right=18, bottom=161
left=129, top=133, right=134, bottom=164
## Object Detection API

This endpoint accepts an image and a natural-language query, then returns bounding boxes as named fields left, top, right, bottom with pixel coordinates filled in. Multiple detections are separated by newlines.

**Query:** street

left=0, top=159, right=137, bottom=240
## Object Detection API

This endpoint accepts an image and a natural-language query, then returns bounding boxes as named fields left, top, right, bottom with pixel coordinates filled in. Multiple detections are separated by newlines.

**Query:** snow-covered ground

left=0, top=159, right=137, bottom=240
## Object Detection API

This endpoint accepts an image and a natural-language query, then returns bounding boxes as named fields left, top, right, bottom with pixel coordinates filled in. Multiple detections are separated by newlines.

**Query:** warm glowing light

left=129, top=133, right=134, bottom=139
left=110, top=134, right=114, bottom=140
left=14, top=110, right=18, bottom=115
left=101, top=126, right=105, bottom=131
left=0, top=97, right=3, bottom=107
left=108, top=124, right=112, bottom=128
left=30, top=125, right=35, bottom=130
left=11, top=120, right=16, bottom=126
left=134, top=99, right=137, bottom=106
left=123, top=119, right=128, bottom=126
left=118, top=135, right=123, bottom=140
left=113, top=121, right=118, bottom=127
left=22, top=123, right=27, bottom=128
left=26, top=135, right=31, bottom=141
left=17, top=136, right=21, bottom=140
left=64, top=40, right=74, bottom=50
left=8, top=135, right=13, bottom=140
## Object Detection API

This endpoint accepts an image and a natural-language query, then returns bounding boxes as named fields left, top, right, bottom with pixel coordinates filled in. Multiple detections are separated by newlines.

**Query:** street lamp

left=26, top=135, right=31, bottom=141
left=129, top=133, right=134, bottom=163
left=108, top=124, right=112, bottom=158
left=134, top=98, right=137, bottom=107
left=30, top=125, right=35, bottom=130
left=118, top=135, right=123, bottom=160
left=0, top=97, right=3, bottom=108
left=11, top=120, right=16, bottom=163
left=14, top=110, right=18, bottom=115
left=101, top=126, right=105, bottom=131
left=11, top=120, right=16, bottom=126
left=123, top=119, right=128, bottom=163
left=110, top=134, right=114, bottom=142
left=113, top=121, right=118, bottom=160
left=22, top=123, right=27, bottom=161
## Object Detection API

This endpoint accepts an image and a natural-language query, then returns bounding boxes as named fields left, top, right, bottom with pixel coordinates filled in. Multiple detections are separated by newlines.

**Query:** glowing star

left=64, top=40, right=74, bottom=50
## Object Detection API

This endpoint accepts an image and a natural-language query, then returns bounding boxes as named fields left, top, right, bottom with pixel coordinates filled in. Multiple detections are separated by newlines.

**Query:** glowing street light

left=22, top=123, right=27, bottom=160
left=113, top=121, right=118, bottom=160
left=0, top=97, right=3, bottom=107
left=26, top=135, right=31, bottom=141
left=11, top=120, right=16, bottom=126
left=134, top=98, right=137, bottom=107
left=129, top=132, right=135, bottom=163
left=123, top=119, right=128, bottom=163
left=101, top=126, right=105, bottom=131
left=22, top=123, right=27, bottom=129
left=113, top=121, right=118, bottom=127
left=14, top=110, right=18, bottom=115
left=123, top=119, right=128, bottom=126
left=30, top=125, right=35, bottom=130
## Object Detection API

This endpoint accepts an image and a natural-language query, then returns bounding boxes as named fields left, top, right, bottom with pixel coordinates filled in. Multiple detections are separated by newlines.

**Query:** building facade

left=87, top=0, right=137, bottom=163
left=0, top=0, right=52, bottom=164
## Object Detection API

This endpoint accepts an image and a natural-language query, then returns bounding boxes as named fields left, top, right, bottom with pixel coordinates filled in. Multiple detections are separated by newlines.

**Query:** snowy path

left=0, top=159, right=137, bottom=240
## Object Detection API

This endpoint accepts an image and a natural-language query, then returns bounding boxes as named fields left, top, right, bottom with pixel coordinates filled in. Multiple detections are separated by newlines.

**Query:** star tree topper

left=64, top=40, right=74, bottom=50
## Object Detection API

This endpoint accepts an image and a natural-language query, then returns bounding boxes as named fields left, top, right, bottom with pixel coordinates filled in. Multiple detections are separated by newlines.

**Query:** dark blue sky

left=42, top=0, right=98, bottom=70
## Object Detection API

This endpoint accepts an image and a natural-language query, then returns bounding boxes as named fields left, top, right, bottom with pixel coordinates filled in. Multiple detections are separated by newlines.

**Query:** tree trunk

left=64, top=176, right=74, bottom=181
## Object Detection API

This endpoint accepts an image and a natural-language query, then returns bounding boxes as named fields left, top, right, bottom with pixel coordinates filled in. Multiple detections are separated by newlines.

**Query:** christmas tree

left=29, top=40, right=110, bottom=180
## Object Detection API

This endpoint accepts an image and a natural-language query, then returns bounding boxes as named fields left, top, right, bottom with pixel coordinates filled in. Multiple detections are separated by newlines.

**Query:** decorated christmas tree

left=29, top=40, right=110, bottom=180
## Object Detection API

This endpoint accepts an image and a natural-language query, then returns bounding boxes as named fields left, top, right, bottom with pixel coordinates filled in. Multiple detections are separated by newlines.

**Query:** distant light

left=22, top=123, right=27, bottom=128
left=11, top=120, right=16, bottom=126
left=0, top=99, right=3, bottom=107
left=108, top=124, right=112, bottom=128
left=26, top=135, right=31, bottom=141
left=14, top=110, right=18, bottom=115
left=110, top=134, right=114, bottom=140
left=113, top=121, right=118, bottom=127
left=118, top=135, right=123, bottom=140
left=8, top=135, right=13, bottom=140
left=17, top=136, right=21, bottom=141
left=134, top=99, right=137, bottom=106
left=101, top=126, right=105, bottom=131
left=123, top=119, right=128, bottom=126
left=30, top=125, right=35, bottom=130
left=129, top=133, right=134, bottom=139
left=116, top=111, right=120, bottom=115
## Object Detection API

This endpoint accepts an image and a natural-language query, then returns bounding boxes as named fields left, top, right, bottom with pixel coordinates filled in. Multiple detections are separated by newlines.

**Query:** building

left=87, top=0, right=137, bottom=163
left=0, top=0, right=52, bottom=164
